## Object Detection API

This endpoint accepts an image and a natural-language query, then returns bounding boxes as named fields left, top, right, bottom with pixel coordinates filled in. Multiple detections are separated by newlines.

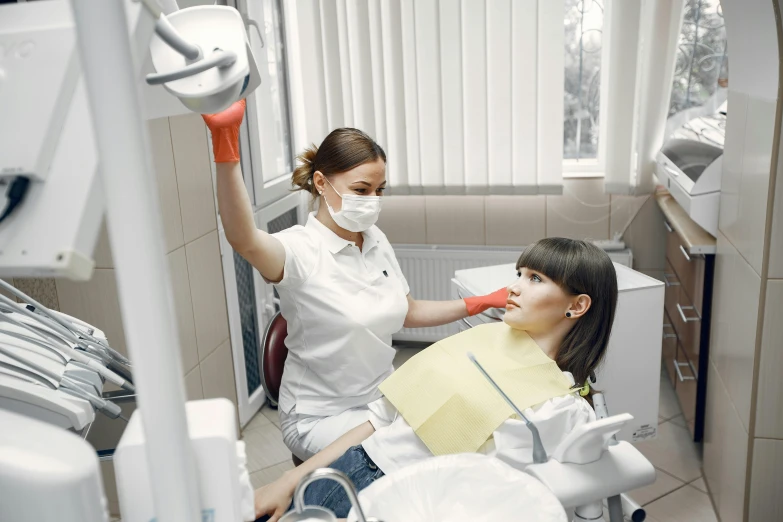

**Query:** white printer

left=452, top=262, right=664, bottom=443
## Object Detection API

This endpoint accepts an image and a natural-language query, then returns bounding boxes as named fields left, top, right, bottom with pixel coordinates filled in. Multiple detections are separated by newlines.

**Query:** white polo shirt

left=271, top=213, right=410, bottom=417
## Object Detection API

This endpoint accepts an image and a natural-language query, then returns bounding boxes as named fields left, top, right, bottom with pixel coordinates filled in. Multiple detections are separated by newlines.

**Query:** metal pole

left=68, top=1, right=201, bottom=521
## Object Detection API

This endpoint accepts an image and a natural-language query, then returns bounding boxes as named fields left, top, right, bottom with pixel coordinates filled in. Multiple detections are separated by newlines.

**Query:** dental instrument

left=0, top=342, right=125, bottom=422
left=0, top=278, right=131, bottom=365
left=0, top=294, right=135, bottom=392
left=467, top=351, right=548, bottom=464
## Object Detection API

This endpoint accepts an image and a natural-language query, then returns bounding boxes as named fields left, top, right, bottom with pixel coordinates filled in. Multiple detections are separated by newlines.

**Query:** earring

left=566, top=312, right=572, bottom=318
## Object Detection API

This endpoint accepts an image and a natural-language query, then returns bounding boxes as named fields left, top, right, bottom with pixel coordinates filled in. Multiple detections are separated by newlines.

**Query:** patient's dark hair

left=516, top=238, right=618, bottom=399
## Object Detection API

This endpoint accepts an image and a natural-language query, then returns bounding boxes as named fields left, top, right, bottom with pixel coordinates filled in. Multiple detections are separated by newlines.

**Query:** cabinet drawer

left=673, top=343, right=698, bottom=423
left=662, top=311, right=678, bottom=386
left=664, top=260, right=681, bottom=313
left=668, top=287, right=702, bottom=373
left=666, top=225, right=706, bottom=314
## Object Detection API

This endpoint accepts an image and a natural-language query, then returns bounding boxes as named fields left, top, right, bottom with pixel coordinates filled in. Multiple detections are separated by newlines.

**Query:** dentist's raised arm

left=202, top=100, right=286, bottom=283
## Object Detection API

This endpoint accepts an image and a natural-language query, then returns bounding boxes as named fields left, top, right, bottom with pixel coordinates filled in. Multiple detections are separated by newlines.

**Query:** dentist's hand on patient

left=463, top=288, right=509, bottom=316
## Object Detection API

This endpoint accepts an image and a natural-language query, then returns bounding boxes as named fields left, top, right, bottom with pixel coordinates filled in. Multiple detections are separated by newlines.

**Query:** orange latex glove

left=463, top=287, right=509, bottom=316
left=201, top=99, right=246, bottom=163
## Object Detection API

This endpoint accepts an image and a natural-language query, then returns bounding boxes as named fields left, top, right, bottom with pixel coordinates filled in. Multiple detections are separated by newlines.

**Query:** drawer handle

left=664, top=221, right=673, bottom=233
left=663, top=332, right=678, bottom=339
left=679, top=245, right=692, bottom=262
left=663, top=273, right=680, bottom=287
left=674, top=359, right=696, bottom=382
left=677, top=303, right=701, bottom=323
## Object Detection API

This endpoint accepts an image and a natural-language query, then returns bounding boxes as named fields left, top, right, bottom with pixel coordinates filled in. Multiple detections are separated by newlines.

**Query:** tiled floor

left=243, top=347, right=718, bottom=521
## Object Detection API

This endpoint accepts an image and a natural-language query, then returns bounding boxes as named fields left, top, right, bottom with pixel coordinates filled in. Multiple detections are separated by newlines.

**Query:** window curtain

left=603, top=0, right=685, bottom=195
left=284, top=0, right=565, bottom=195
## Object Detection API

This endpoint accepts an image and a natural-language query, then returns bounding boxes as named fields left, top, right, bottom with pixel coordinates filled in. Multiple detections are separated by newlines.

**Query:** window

left=236, top=0, right=296, bottom=207
left=260, top=0, right=294, bottom=180
left=563, top=0, right=605, bottom=164
left=669, top=0, right=727, bottom=117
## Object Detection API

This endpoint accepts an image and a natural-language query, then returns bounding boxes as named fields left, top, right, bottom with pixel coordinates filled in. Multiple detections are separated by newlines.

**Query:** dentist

left=202, top=101, right=506, bottom=461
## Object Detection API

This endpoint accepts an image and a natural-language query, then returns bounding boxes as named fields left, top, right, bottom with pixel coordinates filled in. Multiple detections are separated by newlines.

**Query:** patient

left=254, top=238, right=618, bottom=521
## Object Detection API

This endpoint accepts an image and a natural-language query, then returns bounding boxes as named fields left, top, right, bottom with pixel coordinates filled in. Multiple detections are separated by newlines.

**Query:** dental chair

left=260, top=311, right=288, bottom=409
left=260, top=311, right=304, bottom=467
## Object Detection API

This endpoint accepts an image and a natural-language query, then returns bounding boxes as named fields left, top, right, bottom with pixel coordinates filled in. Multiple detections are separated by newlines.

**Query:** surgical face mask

left=322, top=177, right=382, bottom=233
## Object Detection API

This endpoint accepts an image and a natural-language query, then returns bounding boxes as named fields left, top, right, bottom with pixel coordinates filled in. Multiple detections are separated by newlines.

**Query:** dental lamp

left=143, top=0, right=261, bottom=114
left=0, top=0, right=259, bottom=281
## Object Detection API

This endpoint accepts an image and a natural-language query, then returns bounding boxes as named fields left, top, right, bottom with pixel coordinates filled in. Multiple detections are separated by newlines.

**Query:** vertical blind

left=603, top=0, right=685, bottom=195
left=285, top=0, right=565, bottom=195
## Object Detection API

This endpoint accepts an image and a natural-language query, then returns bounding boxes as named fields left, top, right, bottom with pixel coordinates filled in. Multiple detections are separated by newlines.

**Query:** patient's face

left=503, top=267, right=572, bottom=332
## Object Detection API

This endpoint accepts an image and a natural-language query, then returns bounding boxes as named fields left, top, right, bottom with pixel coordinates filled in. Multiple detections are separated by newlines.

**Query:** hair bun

left=291, top=144, right=319, bottom=196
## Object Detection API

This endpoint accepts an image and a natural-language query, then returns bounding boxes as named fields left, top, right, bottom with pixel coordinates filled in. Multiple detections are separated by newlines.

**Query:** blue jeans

left=255, top=445, right=385, bottom=521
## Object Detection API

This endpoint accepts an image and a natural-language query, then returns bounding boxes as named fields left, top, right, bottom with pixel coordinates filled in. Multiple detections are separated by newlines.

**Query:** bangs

left=516, top=238, right=587, bottom=293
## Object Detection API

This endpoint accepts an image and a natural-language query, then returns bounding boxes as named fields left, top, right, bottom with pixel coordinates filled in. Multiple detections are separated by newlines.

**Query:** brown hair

left=291, top=128, right=387, bottom=199
left=515, top=238, right=618, bottom=401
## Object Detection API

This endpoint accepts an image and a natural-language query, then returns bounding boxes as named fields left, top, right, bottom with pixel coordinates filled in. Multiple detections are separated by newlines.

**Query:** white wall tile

left=148, top=117, right=185, bottom=254
left=484, top=196, right=546, bottom=247
left=170, top=114, right=217, bottom=243
left=709, top=233, right=760, bottom=431
left=376, top=196, right=427, bottom=244
left=200, top=339, right=237, bottom=407
left=56, top=269, right=127, bottom=357
left=425, top=196, right=485, bottom=245
left=720, top=0, right=778, bottom=100
left=735, top=96, right=776, bottom=275
left=754, top=279, right=783, bottom=438
left=186, top=231, right=230, bottom=361
left=168, top=247, right=199, bottom=374
left=546, top=178, right=610, bottom=240
left=184, top=365, right=204, bottom=401
left=703, top=363, right=750, bottom=522
left=768, top=126, right=783, bottom=279
left=719, top=90, right=747, bottom=239
left=613, top=195, right=666, bottom=270
left=749, top=438, right=783, bottom=521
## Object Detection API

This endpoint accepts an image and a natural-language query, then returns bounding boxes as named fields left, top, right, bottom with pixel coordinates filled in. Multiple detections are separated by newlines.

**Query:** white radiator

left=393, top=245, right=521, bottom=343
left=392, top=244, right=633, bottom=344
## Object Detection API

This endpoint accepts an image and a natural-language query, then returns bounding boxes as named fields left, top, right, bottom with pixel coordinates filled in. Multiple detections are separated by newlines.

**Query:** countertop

left=655, top=189, right=717, bottom=255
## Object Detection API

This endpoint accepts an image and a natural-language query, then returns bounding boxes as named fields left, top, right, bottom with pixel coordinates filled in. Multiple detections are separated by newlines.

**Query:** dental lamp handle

left=154, top=14, right=201, bottom=61
left=467, top=352, right=548, bottom=464
left=146, top=49, right=237, bottom=85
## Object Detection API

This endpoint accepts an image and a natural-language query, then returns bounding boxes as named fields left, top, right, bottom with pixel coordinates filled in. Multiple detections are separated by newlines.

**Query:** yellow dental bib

left=379, top=322, right=573, bottom=456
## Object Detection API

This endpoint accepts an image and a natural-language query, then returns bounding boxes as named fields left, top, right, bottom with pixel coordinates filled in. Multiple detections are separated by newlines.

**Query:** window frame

left=232, top=0, right=297, bottom=209
left=562, top=0, right=612, bottom=179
